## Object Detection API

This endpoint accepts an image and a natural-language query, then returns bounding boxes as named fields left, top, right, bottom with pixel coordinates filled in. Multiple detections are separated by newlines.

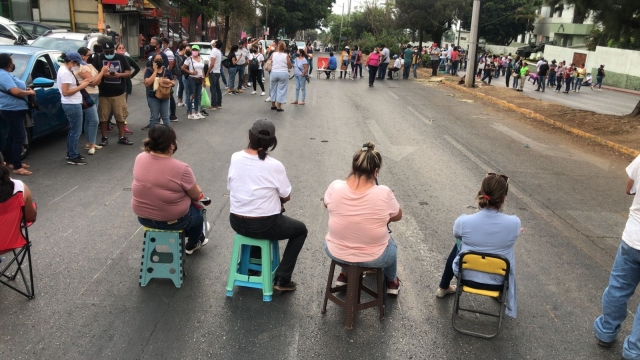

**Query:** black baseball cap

left=250, top=119, right=276, bottom=139
left=103, top=41, right=115, bottom=50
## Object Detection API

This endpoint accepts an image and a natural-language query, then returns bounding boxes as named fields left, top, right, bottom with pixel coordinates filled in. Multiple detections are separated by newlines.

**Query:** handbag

left=75, top=78, right=95, bottom=109
left=153, top=69, right=172, bottom=100
left=187, top=57, right=204, bottom=84
left=264, top=58, right=273, bottom=72
left=0, top=88, right=40, bottom=111
left=340, top=63, right=347, bottom=71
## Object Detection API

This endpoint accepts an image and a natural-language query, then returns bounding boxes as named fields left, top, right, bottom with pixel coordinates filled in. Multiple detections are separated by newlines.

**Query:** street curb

left=440, top=81, right=640, bottom=158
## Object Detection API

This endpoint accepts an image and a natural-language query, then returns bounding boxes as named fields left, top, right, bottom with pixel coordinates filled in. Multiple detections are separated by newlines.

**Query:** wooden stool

left=321, top=259, right=385, bottom=330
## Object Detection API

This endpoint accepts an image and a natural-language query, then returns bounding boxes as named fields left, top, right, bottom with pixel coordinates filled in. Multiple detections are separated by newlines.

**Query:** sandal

left=12, top=168, right=32, bottom=176
left=8, top=163, right=30, bottom=169
left=291, top=101, right=298, bottom=105
left=271, top=106, right=277, bottom=110
left=276, top=108, right=284, bottom=112
left=299, top=102, right=305, bottom=105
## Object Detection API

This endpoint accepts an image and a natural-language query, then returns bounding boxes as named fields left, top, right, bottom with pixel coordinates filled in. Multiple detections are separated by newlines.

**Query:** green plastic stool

left=140, top=228, right=184, bottom=288
left=225, top=234, right=280, bottom=301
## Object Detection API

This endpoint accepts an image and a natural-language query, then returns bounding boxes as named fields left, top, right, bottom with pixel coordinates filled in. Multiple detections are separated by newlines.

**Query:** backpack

left=174, top=54, right=184, bottom=77
left=249, top=55, right=260, bottom=71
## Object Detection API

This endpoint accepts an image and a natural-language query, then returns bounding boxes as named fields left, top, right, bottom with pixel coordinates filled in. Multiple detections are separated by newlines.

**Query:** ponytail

left=0, top=152, right=14, bottom=203
left=248, top=130, right=277, bottom=161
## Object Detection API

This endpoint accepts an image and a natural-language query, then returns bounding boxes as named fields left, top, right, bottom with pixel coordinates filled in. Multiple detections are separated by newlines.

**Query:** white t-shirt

left=381, top=48, right=390, bottom=64
left=248, top=53, right=265, bottom=70
left=57, top=66, right=82, bottom=104
left=271, top=52, right=289, bottom=73
left=623, top=155, right=640, bottom=249
left=210, top=48, right=222, bottom=73
left=164, top=48, right=175, bottom=62
left=184, top=57, right=204, bottom=78
left=227, top=150, right=292, bottom=217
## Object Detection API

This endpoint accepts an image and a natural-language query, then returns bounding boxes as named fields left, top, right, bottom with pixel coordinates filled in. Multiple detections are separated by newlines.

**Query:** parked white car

left=0, top=16, right=36, bottom=45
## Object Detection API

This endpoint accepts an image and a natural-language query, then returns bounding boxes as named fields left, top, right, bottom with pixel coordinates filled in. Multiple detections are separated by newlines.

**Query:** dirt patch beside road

left=417, top=68, right=640, bottom=151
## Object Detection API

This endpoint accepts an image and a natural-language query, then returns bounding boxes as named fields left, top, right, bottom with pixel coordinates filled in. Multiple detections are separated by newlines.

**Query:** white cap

left=345, top=46, right=350, bottom=49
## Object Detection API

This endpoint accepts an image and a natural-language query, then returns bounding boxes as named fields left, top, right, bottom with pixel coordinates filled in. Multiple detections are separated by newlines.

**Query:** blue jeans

left=452, top=60, right=459, bottom=76
left=595, top=241, right=640, bottom=359
left=412, top=63, right=419, bottom=78
left=177, top=76, right=185, bottom=101
left=324, top=236, right=398, bottom=281
left=537, top=75, right=546, bottom=91
left=221, top=68, right=227, bottom=86
left=185, top=77, right=202, bottom=113
left=596, top=76, right=603, bottom=89
left=147, top=96, right=170, bottom=127
left=565, top=78, right=574, bottom=92
left=377, top=62, right=389, bottom=80
left=294, top=75, right=306, bottom=101
left=403, top=63, right=411, bottom=79
left=83, top=99, right=99, bottom=145
left=0, top=109, right=27, bottom=169
left=513, top=76, right=519, bottom=88
left=269, top=72, right=289, bottom=104
left=138, top=203, right=203, bottom=249
left=237, top=65, right=245, bottom=87
left=575, top=78, right=584, bottom=91
left=228, top=66, right=237, bottom=91
left=62, top=103, right=83, bottom=160
left=209, top=73, right=222, bottom=107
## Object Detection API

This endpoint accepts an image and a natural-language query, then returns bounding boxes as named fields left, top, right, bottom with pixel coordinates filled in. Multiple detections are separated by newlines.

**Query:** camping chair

left=451, top=251, right=509, bottom=339
left=0, top=192, right=35, bottom=299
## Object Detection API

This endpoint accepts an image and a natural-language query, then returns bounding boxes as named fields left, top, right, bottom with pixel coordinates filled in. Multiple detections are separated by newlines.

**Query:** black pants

left=438, top=243, right=503, bottom=291
left=505, top=73, right=511, bottom=87
left=0, top=109, right=27, bottom=170
left=170, top=91, right=176, bottom=116
left=229, top=213, right=307, bottom=281
left=250, top=69, right=265, bottom=92
left=431, top=60, right=439, bottom=76
left=368, top=65, right=379, bottom=86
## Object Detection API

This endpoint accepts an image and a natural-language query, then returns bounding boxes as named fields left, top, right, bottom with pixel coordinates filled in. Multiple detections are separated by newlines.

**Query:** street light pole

left=338, top=3, right=344, bottom=49
left=465, top=0, right=480, bottom=88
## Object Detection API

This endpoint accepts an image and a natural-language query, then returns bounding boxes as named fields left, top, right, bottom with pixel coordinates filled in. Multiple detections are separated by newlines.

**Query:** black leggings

left=439, top=243, right=503, bottom=291
left=250, top=69, right=264, bottom=92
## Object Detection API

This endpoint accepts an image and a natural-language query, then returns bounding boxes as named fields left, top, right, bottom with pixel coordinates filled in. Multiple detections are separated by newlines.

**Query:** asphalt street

left=1, top=56, right=638, bottom=359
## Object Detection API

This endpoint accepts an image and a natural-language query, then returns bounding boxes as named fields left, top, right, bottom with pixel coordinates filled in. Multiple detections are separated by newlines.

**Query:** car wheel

left=20, top=122, right=33, bottom=160
left=525, top=52, right=531, bottom=59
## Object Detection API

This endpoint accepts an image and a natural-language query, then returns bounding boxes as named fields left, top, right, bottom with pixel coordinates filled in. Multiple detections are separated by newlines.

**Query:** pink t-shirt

left=324, top=180, right=400, bottom=262
left=131, top=152, right=196, bottom=221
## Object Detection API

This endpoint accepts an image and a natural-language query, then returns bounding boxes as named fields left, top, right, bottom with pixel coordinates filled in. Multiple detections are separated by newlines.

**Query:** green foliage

left=395, top=0, right=467, bottom=43
left=260, top=0, right=334, bottom=39
left=461, top=0, right=541, bottom=46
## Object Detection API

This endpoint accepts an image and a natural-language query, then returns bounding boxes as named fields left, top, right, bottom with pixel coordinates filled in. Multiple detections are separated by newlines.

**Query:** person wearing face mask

left=75, top=47, right=109, bottom=155
left=146, top=37, right=169, bottom=68
left=180, top=44, right=205, bottom=119
left=247, top=45, right=265, bottom=96
left=291, top=48, right=308, bottom=105
left=92, top=40, right=133, bottom=146
left=143, top=54, right=175, bottom=128
left=132, top=125, right=209, bottom=255
left=58, top=51, right=93, bottom=165
left=160, top=38, right=178, bottom=121
left=0, top=53, right=36, bottom=176
left=116, top=43, right=140, bottom=134
left=105, top=25, right=120, bottom=44
left=365, top=48, right=381, bottom=87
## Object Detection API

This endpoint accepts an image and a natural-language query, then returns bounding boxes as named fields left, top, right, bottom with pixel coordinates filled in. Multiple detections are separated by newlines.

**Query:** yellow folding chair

left=451, top=251, right=510, bottom=339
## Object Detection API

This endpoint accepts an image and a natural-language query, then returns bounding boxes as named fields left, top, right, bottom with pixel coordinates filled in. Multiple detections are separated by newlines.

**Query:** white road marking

left=388, top=90, right=400, bottom=100
left=366, top=120, right=417, bottom=161
left=408, top=106, right=433, bottom=125
left=48, top=185, right=78, bottom=204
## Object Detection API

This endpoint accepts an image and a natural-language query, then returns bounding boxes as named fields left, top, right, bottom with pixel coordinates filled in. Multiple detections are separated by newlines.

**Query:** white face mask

left=72, top=66, right=80, bottom=72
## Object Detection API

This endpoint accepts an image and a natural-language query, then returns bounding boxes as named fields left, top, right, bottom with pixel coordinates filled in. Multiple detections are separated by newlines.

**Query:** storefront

left=101, top=0, right=141, bottom=54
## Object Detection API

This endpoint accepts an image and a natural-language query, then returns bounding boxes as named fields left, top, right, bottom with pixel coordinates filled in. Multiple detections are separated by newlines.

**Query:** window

left=556, top=6, right=563, bottom=18
left=29, top=55, right=55, bottom=84
left=0, top=25, right=14, bottom=39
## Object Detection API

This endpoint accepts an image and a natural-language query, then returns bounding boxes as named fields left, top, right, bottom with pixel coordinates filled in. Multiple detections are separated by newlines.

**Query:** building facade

left=519, top=3, right=595, bottom=48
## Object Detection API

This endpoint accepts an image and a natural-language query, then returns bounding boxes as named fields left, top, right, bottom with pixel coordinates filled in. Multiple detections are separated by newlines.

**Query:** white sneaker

left=224, top=86, right=228, bottom=89
left=187, top=114, right=194, bottom=119
left=265, top=97, right=271, bottom=102
left=251, top=91, right=256, bottom=95
left=436, top=285, right=457, bottom=298
left=185, top=237, right=209, bottom=255
left=177, top=102, right=185, bottom=107
left=196, top=113, right=205, bottom=119
left=262, top=77, right=265, bottom=81
left=260, top=92, right=265, bottom=96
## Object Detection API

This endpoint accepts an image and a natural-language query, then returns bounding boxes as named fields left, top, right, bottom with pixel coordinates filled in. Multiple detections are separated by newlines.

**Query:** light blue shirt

left=293, top=57, right=307, bottom=76
left=0, top=69, right=28, bottom=111
left=452, top=208, right=521, bottom=318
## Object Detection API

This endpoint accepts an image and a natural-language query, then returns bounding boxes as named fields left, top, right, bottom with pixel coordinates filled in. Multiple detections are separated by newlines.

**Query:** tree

left=460, top=0, right=540, bottom=46
left=173, top=0, right=217, bottom=41
left=396, top=0, right=467, bottom=44
left=260, top=0, right=334, bottom=39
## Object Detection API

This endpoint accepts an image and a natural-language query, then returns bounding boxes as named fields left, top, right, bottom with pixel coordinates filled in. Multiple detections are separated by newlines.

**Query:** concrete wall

left=483, top=44, right=518, bottom=56
left=543, top=45, right=640, bottom=90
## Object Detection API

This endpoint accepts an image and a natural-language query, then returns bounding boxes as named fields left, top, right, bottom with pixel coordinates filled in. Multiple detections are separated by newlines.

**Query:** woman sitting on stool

left=436, top=173, right=521, bottom=318
left=227, top=119, right=307, bottom=292
left=131, top=125, right=208, bottom=255
left=323, top=142, right=402, bottom=295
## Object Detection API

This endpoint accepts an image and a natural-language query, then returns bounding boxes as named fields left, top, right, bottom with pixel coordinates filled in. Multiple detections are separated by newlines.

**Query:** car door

left=28, top=53, right=65, bottom=138
left=0, top=24, right=16, bottom=45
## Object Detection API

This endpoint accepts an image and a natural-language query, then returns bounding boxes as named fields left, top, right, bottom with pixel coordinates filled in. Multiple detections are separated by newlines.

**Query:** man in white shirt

left=208, top=40, right=223, bottom=109
left=386, top=55, right=402, bottom=79
left=377, top=44, right=391, bottom=80
left=594, top=154, right=640, bottom=356
left=536, top=57, right=545, bottom=72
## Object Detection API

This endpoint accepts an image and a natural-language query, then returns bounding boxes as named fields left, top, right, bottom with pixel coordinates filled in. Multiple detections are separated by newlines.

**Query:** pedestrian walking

left=403, top=45, right=413, bottom=79
left=350, top=45, right=361, bottom=80
left=305, top=41, right=314, bottom=76
left=575, top=63, right=586, bottom=92
left=143, top=54, right=175, bottom=128
left=517, top=62, right=529, bottom=92
left=563, top=64, right=575, bottom=94
left=481, top=60, right=494, bottom=84
left=339, top=46, right=350, bottom=79
left=412, top=49, right=421, bottom=79
left=247, top=46, right=265, bottom=96
left=74, top=47, right=108, bottom=155
left=594, top=154, right=640, bottom=358
left=291, top=48, right=308, bottom=105
left=450, top=46, right=460, bottom=76
left=366, top=47, right=381, bottom=87
left=377, top=44, right=390, bottom=80
left=592, top=65, right=605, bottom=91
left=181, top=44, right=205, bottom=119
left=175, top=43, right=188, bottom=107
left=59, top=51, right=93, bottom=165
left=505, top=57, right=513, bottom=88
left=555, top=62, right=566, bottom=92
left=429, top=45, right=441, bottom=77
left=512, top=59, right=521, bottom=89
left=477, top=57, right=485, bottom=78
left=548, top=60, right=557, bottom=87
left=227, top=44, right=239, bottom=94
left=269, top=41, right=292, bottom=112
left=536, top=59, right=549, bottom=92
left=0, top=53, right=35, bottom=175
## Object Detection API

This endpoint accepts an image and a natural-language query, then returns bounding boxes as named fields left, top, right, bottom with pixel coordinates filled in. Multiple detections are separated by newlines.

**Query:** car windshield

left=31, top=37, right=85, bottom=52
left=296, top=42, right=305, bottom=48
left=7, top=23, right=35, bottom=40
left=9, top=54, right=31, bottom=79
left=191, top=45, right=211, bottom=55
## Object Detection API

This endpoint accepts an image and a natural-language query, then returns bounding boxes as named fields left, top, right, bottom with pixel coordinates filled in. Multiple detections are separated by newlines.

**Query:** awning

left=103, top=0, right=128, bottom=4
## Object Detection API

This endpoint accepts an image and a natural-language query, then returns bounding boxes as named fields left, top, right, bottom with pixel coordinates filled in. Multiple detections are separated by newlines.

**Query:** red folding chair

left=0, top=192, right=35, bottom=299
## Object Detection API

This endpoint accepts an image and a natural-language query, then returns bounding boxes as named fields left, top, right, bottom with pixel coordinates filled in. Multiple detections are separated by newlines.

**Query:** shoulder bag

left=153, top=69, right=172, bottom=100
left=0, top=88, right=40, bottom=111
left=264, top=56, right=273, bottom=73
left=75, top=78, right=95, bottom=109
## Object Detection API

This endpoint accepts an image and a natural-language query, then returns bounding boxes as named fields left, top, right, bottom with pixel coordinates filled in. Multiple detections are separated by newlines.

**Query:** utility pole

left=465, top=0, right=480, bottom=88
left=338, top=3, right=344, bottom=50
left=265, top=0, right=269, bottom=39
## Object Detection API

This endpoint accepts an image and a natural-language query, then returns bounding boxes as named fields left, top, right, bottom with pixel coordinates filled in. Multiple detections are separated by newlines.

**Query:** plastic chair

left=321, top=260, right=385, bottom=330
left=452, top=251, right=510, bottom=339
left=0, top=192, right=35, bottom=299
left=139, top=229, right=185, bottom=288
left=225, top=234, right=280, bottom=301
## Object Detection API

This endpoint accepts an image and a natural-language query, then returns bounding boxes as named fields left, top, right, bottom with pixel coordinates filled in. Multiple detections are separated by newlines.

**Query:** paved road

left=1, top=57, right=638, bottom=359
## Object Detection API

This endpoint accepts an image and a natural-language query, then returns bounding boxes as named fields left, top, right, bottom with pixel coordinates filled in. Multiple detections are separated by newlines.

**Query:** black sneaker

left=67, top=157, right=87, bottom=165
left=597, top=338, right=614, bottom=348
left=201, top=110, right=209, bottom=116
left=99, top=137, right=108, bottom=146
left=170, top=115, right=178, bottom=122
left=274, top=277, right=297, bottom=292
left=141, top=125, right=150, bottom=131
left=67, top=155, right=86, bottom=160
left=118, top=137, right=133, bottom=145
left=185, top=235, right=209, bottom=255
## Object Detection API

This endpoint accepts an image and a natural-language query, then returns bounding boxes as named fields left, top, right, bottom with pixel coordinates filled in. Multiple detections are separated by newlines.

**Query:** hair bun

left=362, top=141, right=375, bottom=151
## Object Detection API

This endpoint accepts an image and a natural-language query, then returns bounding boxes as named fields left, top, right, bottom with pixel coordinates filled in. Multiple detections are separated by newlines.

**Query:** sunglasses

left=486, top=173, right=509, bottom=182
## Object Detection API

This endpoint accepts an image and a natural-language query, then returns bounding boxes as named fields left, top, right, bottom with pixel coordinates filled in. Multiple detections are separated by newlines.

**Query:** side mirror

left=32, top=77, right=55, bottom=88
left=13, top=35, right=27, bottom=45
